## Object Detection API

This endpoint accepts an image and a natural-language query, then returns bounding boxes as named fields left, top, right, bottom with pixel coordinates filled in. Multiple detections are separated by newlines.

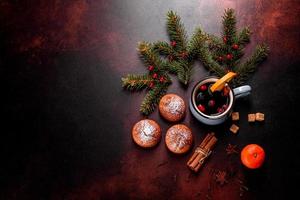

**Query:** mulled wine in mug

left=189, top=76, right=251, bottom=125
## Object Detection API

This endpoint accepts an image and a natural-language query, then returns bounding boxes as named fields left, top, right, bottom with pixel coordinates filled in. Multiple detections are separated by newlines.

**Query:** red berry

left=152, top=73, right=158, bottom=79
left=217, top=107, right=224, bottom=113
left=232, top=44, right=239, bottom=50
left=159, top=76, right=165, bottom=83
left=208, top=99, right=216, bottom=107
left=197, top=104, right=206, bottom=113
left=226, top=54, right=233, bottom=60
left=218, top=56, right=223, bottom=61
left=149, top=82, right=154, bottom=88
left=171, top=41, right=176, bottom=47
left=148, top=65, right=154, bottom=71
left=223, top=36, right=227, bottom=43
left=180, top=52, right=188, bottom=59
left=222, top=104, right=228, bottom=111
left=200, top=84, right=207, bottom=91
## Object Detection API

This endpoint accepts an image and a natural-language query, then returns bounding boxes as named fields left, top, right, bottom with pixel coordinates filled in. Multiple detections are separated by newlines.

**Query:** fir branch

left=122, top=74, right=152, bottom=90
left=222, top=8, right=237, bottom=44
left=177, top=64, right=193, bottom=85
left=167, top=11, right=188, bottom=51
left=140, top=83, right=169, bottom=115
left=162, top=60, right=192, bottom=85
left=198, top=46, right=227, bottom=77
left=233, top=44, right=269, bottom=86
left=207, top=34, right=224, bottom=52
left=138, top=41, right=163, bottom=69
left=162, top=61, right=179, bottom=74
left=188, top=28, right=208, bottom=58
left=190, top=28, right=226, bottom=77
left=122, top=9, right=269, bottom=115
left=173, top=61, right=193, bottom=85
left=153, top=41, right=174, bottom=56
left=237, top=27, right=251, bottom=46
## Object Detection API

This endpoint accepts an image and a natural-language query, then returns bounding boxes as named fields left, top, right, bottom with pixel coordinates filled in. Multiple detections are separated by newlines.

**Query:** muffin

left=132, top=119, right=162, bottom=148
left=165, top=124, right=193, bottom=154
left=159, top=94, right=186, bottom=122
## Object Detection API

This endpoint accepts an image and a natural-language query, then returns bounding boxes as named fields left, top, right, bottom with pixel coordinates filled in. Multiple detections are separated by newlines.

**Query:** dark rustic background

left=0, top=0, right=299, bottom=199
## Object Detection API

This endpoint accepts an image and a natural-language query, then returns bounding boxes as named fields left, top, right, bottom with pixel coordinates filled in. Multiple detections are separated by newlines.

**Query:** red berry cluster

left=217, top=36, right=239, bottom=64
left=147, top=65, right=167, bottom=88
left=196, top=82, right=229, bottom=115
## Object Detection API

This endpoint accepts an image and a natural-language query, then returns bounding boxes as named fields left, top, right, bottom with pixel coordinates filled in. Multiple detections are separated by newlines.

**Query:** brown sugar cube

left=230, top=124, right=239, bottom=134
left=231, top=112, right=239, bottom=121
left=256, top=112, right=265, bottom=121
left=248, top=114, right=256, bottom=122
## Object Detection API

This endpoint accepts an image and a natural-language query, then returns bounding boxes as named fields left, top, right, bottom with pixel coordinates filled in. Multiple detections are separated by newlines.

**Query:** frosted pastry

left=165, top=124, right=193, bottom=154
left=132, top=119, right=161, bottom=148
left=159, top=94, right=186, bottom=122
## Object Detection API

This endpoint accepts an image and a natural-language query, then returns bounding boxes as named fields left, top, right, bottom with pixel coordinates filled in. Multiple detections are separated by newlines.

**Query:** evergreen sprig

left=138, top=42, right=165, bottom=69
left=121, top=74, right=152, bottom=90
left=122, top=41, right=172, bottom=115
left=222, top=8, right=237, bottom=45
left=166, top=10, right=187, bottom=51
left=233, top=44, right=269, bottom=86
left=195, top=9, right=268, bottom=87
left=153, top=11, right=194, bottom=85
left=121, top=9, right=269, bottom=115
left=237, top=27, right=251, bottom=46
left=140, top=83, right=170, bottom=115
left=190, top=28, right=227, bottom=77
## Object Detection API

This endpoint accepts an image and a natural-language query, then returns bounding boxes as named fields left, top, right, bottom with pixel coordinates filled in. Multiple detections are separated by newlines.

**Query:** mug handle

left=233, top=85, right=251, bottom=99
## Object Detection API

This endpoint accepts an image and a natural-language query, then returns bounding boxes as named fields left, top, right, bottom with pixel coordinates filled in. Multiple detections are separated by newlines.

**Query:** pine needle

left=122, top=74, right=152, bottom=90
left=237, top=27, right=251, bottom=46
left=190, top=28, right=226, bottom=77
left=138, top=41, right=163, bottom=69
left=222, top=8, right=237, bottom=44
left=233, top=44, right=269, bottom=86
left=153, top=41, right=174, bottom=55
left=140, top=83, right=169, bottom=115
left=167, top=11, right=188, bottom=51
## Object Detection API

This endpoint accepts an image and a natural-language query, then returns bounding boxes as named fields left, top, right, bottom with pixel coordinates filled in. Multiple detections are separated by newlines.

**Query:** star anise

left=226, top=144, right=239, bottom=155
left=215, top=170, right=228, bottom=185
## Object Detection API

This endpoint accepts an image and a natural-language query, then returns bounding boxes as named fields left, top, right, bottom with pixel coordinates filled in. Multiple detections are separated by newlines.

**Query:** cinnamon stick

left=188, top=134, right=213, bottom=168
left=204, top=135, right=217, bottom=150
left=193, top=136, right=217, bottom=172
left=187, top=133, right=217, bottom=172
left=187, top=133, right=213, bottom=166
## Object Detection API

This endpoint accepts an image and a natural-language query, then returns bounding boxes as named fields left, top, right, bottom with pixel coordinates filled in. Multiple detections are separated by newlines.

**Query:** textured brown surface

left=0, top=0, right=300, bottom=199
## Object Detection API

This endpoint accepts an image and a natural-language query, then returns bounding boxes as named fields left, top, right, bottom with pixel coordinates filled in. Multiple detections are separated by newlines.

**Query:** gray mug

left=189, top=77, right=251, bottom=125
